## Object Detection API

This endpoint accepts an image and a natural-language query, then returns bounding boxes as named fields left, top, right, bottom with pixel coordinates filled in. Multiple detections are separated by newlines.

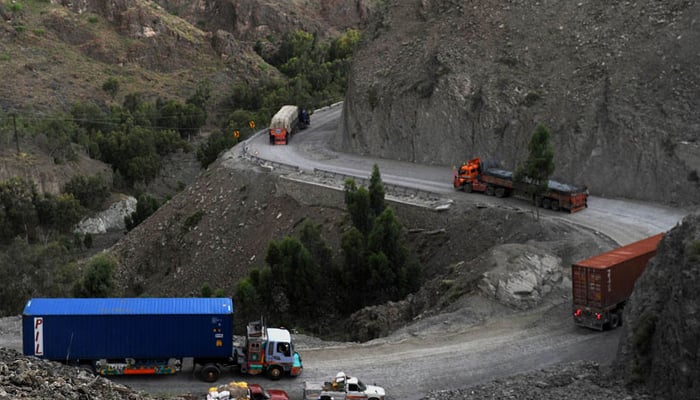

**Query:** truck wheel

left=542, top=198, right=551, bottom=209
left=465, top=183, right=473, bottom=193
left=200, top=364, right=220, bottom=383
left=485, top=186, right=495, bottom=196
left=610, top=313, right=620, bottom=329
left=551, top=201, right=560, bottom=211
left=495, top=187, right=506, bottom=198
left=267, top=366, right=283, bottom=380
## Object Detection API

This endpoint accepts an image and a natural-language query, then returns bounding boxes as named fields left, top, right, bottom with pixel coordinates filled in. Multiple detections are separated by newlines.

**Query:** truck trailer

left=269, top=105, right=310, bottom=145
left=453, top=157, right=588, bottom=213
left=572, top=233, right=663, bottom=330
left=22, top=298, right=302, bottom=382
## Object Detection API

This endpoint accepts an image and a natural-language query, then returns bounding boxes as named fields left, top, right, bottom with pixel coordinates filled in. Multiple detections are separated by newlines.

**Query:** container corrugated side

left=22, top=298, right=233, bottom=361
left=572, top=234, right=663, bottom=309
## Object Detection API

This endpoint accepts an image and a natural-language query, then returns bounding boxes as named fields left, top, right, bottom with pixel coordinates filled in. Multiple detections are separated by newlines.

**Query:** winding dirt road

left=111, top=103, right=686, bottom=399
left=3, top=103, right=687, bottom=400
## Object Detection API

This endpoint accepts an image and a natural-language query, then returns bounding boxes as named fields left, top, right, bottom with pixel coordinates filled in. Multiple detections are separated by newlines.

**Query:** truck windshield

left=357, top=381, right=367, bottom=391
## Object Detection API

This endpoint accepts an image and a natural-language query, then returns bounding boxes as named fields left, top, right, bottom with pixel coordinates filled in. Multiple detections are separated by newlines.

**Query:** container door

left=586, top=268, right=604, bottom=308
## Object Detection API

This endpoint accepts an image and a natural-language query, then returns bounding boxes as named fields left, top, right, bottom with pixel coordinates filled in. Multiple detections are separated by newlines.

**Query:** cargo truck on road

left=453, top=157, right=588, bottom=213
left=572, top=233, right=663, bottom=330
left=269, top=105, right=310, bottom=145
left=22, top=298, right=302, bottom=382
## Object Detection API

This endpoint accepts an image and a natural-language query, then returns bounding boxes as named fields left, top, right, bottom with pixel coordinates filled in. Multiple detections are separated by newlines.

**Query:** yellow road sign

left=248, top=120, right=256, bottom=129
left=233, top=130, right=240, bottom=139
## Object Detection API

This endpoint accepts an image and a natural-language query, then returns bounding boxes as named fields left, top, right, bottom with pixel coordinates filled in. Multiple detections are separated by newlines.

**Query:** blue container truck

left=22, top=298, right=303, bottom=382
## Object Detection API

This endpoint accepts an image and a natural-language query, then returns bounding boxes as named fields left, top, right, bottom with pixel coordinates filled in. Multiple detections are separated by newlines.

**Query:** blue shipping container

left=22, top=298, right=234, bottom=361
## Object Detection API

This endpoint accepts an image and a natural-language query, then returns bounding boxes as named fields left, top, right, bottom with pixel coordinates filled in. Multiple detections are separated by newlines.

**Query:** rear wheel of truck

left=551, top=201, right=560, bottom=211
left=610, top=313, right=620, bottom=329
left=200, top=363, right=221, bottom=383
left=485, top=185, right=495, bottom=196
left=267, top=366, right=283, bottom=380
left=542, top=198, right=551, bottom=209
left=495, top=187, right=506, bottom=198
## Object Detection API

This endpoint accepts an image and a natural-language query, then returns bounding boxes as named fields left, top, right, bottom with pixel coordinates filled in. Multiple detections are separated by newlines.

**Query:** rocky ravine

left=338, top=0, right=700, bottom=206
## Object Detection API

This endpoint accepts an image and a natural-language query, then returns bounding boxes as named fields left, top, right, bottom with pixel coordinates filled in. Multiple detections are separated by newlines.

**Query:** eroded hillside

left=338, top=0, right=700, bottom=206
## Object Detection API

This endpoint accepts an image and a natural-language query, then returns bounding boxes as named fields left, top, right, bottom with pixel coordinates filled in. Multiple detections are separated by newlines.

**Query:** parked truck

left=302, top=372, right=386, bottom=400
left=453, top=157, right=588, bottom=213
left=269, top=105, right=310, bottom=145
left=572, top=233, right=663, bottom=330
left=22, top=298, right=302, bottom=382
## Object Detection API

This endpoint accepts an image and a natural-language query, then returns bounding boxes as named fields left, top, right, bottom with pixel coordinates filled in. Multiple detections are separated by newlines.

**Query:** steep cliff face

left=338, top=0, right=700, bottom=205
left=152, top=0, right=374, bottom=40
left=616, top=212, right=700, bottom=399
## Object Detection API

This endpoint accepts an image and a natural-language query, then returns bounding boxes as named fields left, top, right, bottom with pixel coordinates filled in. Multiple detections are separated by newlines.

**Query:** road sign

left=234, top=130, right=240, bottom=139
left=248, top=120, right=256, bottom=129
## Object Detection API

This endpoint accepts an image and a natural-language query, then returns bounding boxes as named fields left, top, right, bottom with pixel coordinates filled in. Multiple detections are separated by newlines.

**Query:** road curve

left=245, top=102, right=687, bottom=245
left=113, top=103, right=689, bottom=399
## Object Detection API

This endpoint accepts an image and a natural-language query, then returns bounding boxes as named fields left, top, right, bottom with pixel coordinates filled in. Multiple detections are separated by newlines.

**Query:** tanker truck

left=22, top=297, right=302, bottom=382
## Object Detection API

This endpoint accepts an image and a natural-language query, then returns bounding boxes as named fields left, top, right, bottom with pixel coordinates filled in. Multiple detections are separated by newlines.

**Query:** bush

left=196, top=130, right=237, bottom=169
left=73, top=253, right=117, bottom=297
left=63, top=174, right=111, bottom=211
left=125, top=194, right=160, bottom=231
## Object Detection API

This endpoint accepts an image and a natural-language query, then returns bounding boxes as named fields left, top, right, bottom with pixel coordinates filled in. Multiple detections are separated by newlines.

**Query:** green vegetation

left=124, top=194, right=160, bottom=231
left=234, top=165, right=421, bottom=336
left=63, top=174, right=111, bottom=211
left=102, top=78, right=119, bottom=100
left=0, top=177, right=85, bottom=244
left=514, top=124, right=555, bottom=219
left=73, top=253, right=117, bottom=297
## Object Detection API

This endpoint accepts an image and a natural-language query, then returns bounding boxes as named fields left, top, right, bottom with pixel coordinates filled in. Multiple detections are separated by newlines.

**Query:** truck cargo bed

left=23, top=298, right=234, bottom=361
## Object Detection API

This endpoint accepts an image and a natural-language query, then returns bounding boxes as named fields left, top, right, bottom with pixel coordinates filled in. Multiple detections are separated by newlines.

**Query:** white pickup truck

left=302, top=372, right=386, bottom=400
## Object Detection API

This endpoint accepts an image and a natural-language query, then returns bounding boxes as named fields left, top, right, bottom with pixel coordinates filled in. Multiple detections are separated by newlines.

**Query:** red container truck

left=571, top=233, right=663, bottom=330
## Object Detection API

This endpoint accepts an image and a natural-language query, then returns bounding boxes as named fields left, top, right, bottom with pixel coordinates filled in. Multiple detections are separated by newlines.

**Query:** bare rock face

left=616, top=212, right=700, bottom=399
left=152, top=0, right=375, bottom=40
left=478, top=244, right=562, bottom=310
left=338, top=0, right=700, bottom=205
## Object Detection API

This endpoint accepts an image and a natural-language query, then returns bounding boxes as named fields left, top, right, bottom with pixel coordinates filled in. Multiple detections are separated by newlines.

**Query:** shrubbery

left=234, top=165, right=421, bottom=333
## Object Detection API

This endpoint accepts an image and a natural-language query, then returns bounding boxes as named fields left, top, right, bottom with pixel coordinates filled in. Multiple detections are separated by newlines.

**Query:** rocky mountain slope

left=0, top=0, right=375, bottom=116
left=338, top=0, right=700, bottom=206
left=616, top=211, right=700, bottom=399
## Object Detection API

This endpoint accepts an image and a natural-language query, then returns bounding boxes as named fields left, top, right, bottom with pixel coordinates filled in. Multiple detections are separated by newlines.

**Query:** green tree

left=265, top=236, right=321, bottom=315
left=36, top=193, right=84, bottom=235
left=33, top=115, right=79, bottom=163
left=73, top=253, right=116, bottom=297
left=344, top=179, right=372, bottom=235
left=0, top=178, right=40, bottom=243
left=367, top=208, right=408, bottom=301
left=196, top=130, right=238, bottom=169
left=329, top=29, right=361, bottom=60
left=102, top=78, right=120, bottom=100
left=514, top=124, right=555, bottom=219
left=124, top=194, right=160, bottom=231
left=339, top=226, right=368, bottom=310
left=369, top=164, right=386, bottom=218
left=63, top=174, right=111, bottom=211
